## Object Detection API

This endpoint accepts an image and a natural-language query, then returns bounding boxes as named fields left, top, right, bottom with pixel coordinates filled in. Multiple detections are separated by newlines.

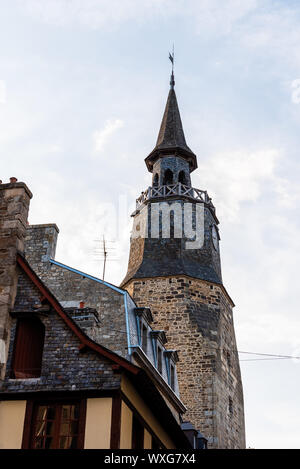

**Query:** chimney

left=24, top=224, right=59, bottom=274
left=0, top=179, right=32, bottom=379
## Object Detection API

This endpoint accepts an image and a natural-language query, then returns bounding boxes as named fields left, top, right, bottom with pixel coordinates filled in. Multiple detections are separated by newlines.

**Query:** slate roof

left=145, top=82, right=197, bottom=172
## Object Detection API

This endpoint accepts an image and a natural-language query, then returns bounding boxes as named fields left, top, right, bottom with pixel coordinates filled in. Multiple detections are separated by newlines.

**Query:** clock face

left=212, top=225, right=219, bottom=251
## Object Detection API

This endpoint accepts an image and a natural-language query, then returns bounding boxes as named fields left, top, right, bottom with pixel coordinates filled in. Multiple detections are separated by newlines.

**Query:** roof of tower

left=145, top=73, right=198, bottom=173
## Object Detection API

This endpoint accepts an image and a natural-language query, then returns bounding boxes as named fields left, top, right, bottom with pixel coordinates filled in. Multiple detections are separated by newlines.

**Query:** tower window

left=153, top=173, right=159, bottom=187
left=12, top=318, right=45, bottom=379
left=163, top=169, right=173, bottom=185
left=178, top=170, right=187, bottom=185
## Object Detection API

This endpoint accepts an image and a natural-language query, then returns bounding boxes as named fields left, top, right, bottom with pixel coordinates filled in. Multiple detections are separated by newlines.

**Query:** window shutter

left=12, top=318, right=45, bottom=379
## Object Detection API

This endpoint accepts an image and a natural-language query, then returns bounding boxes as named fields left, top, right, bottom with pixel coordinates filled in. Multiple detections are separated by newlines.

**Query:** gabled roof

left=14, top=253, right=192, bottom=448
left=16, top=253, right=139, bottom=375
left=49, top=258, right=125, bottom=294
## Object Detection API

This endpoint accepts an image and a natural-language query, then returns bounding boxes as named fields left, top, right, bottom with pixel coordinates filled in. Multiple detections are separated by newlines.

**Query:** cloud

left=18, top=0, right=258, bottom=33
left=196, top=148, right=281, bottom=221
left=291, top=79, right=300, bottom=104
left=0, top=80, right=6, bottom=104
left=19, top=0, right=170, bottom=29
left=188, top=0, right=258, bottom=37
left=93, top=119, right=124, bottom=154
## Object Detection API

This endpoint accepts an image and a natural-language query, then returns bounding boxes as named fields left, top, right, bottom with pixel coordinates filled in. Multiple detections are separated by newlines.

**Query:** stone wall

left=0, top=181, right=32, bottom=379
left=0, top=269, right=121, bottom=394
left=25, top=224, right=59, bottom=271
left=24, top=224, right=129, bottom=359
left=37, top=262, right=128, bottom=359
left=152, top=156, right=191, bottom=186
left=125, top=275, right=245, bottom=449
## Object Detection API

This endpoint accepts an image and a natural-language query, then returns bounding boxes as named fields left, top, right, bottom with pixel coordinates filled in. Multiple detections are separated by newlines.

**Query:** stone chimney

left=25, top=224, right=59, bottom=274
left=0, top=179, right=32, bottom=379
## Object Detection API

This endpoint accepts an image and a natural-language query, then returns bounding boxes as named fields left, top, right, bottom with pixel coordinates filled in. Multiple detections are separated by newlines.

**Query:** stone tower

left=121, top=71, right=246, bottom=449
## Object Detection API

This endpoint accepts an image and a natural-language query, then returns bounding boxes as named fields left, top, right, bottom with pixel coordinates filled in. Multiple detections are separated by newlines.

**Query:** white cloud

left=93, top=118, right=124, bottom=154
left=19, top=0, right=258, bottom=32
left=19, top=0, right=170, bottom=29
left=196, top=148, right=280, bottom=221
left=189, top=0, right=258, bottom=37
left=291, top=79, right=300, bottom=104
left=0, top=80, right=6, bottom=104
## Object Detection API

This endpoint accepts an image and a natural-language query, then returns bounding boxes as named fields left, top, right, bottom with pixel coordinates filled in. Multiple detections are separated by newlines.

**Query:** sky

left=1, top=0, right=300, bottom=449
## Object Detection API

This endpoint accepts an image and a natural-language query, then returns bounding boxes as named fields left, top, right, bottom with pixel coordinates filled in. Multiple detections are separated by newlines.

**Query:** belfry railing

left=136, top=183, right=214, bottom=210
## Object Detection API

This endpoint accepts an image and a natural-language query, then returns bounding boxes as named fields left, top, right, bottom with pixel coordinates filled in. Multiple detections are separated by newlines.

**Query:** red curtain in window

left=12, top=318, right=45, bottom=379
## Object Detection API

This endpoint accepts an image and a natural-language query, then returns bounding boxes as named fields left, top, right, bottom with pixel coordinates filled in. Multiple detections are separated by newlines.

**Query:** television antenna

left=93, top=235, right=118, bottom=281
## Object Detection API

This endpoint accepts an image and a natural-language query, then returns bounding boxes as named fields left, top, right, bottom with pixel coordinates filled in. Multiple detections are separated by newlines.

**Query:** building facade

left=121, top=72, right=246, bottom=448
left=0, top=180, right=192, bottom=449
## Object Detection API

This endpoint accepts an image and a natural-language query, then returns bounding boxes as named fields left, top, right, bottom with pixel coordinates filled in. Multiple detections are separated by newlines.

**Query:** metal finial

left=169, top=45, right=175, bottom=89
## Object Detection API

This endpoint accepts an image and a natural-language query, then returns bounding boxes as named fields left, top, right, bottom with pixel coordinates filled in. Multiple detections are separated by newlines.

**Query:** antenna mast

left=93, top=236, right=117, bottom=281
left=102, top=235, right=107, bottom=281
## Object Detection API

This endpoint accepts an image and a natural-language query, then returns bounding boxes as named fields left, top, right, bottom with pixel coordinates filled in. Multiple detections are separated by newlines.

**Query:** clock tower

left=121, top=70, right=245, bottom=449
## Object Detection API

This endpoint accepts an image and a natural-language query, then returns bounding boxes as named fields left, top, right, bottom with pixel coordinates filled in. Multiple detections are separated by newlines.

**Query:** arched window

left=12, top=318, right=45, bottom=379
left=163, top=169, right=173, bottom=185
left=178, top=170, right=187, bottom=185
left=153, top=173, right=159, bottom=187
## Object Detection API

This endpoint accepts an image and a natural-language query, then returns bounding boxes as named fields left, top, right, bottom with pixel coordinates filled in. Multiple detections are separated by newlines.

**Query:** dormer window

left=134, top=307, right=153, bottom=355
left=11, top=317, right=45, bottom=379
left=141, top=322, right=148, bottom=354
left=157, top=345, right=163, bottom=374
left=150, top=330, right=167, bottom=373
left=170, top=363, right=175, bottom=390
left=164, top=350, right=179, bottom=391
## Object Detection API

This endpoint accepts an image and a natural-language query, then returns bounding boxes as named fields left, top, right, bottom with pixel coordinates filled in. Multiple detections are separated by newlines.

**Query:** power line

left=69, top=320, right=300, bottom=362
left=240, top=357, right=298, bottom=362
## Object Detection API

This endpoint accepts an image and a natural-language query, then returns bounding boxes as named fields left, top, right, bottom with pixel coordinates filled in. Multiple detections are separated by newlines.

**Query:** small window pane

left=45, top=437, right=54, bottom=449
left=170, top=365, right=175, bottom=390
left=62, top=406, right=71, bottom=419
left=35, top=420, right=46, bottom=437
left=59, top=436, right=68, bottom=449
left=31, top=402, right=82, bottom=450
left=70, top=437, right=78, bottom=449
left=157, top=347, right=162, bottom=374
left=142, top=324, right=147, bottom=353
left=60, top=423, right=70, bottom=436
left=46, top=421, right=54, bottom=436
left=71, top=405, right=79, bottom=420
left=37, top=406, right=47, bottom=420
left=70, top=421, right=79, bottom=434
left=46, top=406, right=56, bottom=420
left=34, top=437, right=43, bottom=449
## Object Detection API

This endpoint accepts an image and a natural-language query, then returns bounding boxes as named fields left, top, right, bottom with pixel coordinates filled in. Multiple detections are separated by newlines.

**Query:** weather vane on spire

left=169, top=44, right=175, bottom=89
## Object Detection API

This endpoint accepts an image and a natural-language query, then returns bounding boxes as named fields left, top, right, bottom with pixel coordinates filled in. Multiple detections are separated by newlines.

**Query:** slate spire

left=145, top=72, right=197, bottom=173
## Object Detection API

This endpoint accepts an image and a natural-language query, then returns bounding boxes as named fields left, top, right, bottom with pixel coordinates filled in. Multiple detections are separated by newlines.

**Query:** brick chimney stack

left=0, top=179, right=32, bottom=379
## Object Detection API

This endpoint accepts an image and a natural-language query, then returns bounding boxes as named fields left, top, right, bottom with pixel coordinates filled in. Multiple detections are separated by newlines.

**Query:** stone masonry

left=0, top=181, right=32, bottom=379
left=122, top=74, right=246, bottom=448
left=1, top=267, right=121, bottom=394
left=24, top=224, right=129, bottom=359
left=125, top=276, right=245, bottom=449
